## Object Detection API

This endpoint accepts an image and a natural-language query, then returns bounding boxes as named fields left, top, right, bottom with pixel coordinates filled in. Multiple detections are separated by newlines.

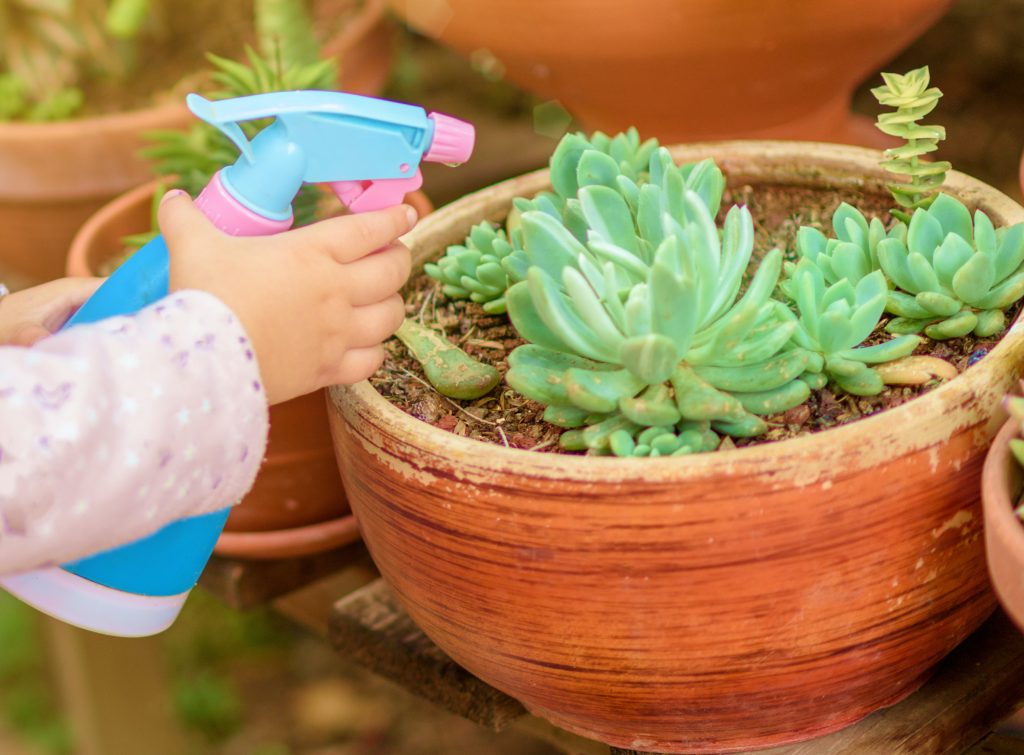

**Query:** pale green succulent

left=793, top=202, right=905, bottom=285
left=877, top=193, right=1024, bottom=339
left=427, top=134, right=725, bottom=316
left=505, top=181, right=820, bottom=456
left=423, top=222, right=521, bottom=314
left=785, top=260, right=920, bottom=395
left=871, top=66, right=950, bottom=223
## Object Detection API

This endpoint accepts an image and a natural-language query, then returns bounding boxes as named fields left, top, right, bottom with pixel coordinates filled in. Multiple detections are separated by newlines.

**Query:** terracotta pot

left=67, top=179, right=432, bottom=559
left=982, top=418, right=1024, bottom=632
left=329, top=141, right=1024, bottom=753
left=390, top=0, right=950, bottom=149
left=0, top=0, right=394, bottom=288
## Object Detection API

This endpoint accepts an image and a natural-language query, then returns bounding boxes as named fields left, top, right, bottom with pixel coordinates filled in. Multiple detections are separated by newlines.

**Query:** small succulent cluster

left=871, top=65, right=950, bottom=223
left=794, top=194, right=1024, bottom=341
left=407, top=68, right=1024, bottom=458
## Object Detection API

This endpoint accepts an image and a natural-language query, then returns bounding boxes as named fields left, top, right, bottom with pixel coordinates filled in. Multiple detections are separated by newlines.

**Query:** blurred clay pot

left=68, top=178, right=431, bottom=559
left=329, top=141, right=1024, bottom=752
left=982, top=417, right=1024, bottom=633
left=390, top=0, right=951, bottom=148
left=0, top=0, right=394, bottom=287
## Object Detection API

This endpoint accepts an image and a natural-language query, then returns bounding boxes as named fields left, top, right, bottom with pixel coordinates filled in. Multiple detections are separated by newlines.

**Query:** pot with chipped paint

left=328, top=141, right=1024, bottom=753
left=983, top=416, right=1024, bottom=633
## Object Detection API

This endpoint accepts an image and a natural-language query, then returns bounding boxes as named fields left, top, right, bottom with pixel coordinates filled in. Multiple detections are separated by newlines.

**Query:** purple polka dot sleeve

left=0, top=290, right=269, bottom=575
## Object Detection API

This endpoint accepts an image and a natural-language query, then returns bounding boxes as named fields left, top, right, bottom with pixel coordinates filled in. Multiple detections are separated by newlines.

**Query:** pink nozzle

left=425, top=112, right=475, bottom=165
left=195, top=172, right=294, bottom=237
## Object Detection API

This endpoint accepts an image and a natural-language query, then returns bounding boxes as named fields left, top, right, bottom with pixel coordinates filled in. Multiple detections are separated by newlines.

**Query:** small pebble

left=783, top=404, right=811, bottom=426
left=435, top=415, right=459, bottom=432
left=967, top=348, right=988, bottom=366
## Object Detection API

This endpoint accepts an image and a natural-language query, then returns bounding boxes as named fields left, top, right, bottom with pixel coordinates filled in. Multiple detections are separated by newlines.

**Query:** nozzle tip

left=425, top=112, right=475, bottom=166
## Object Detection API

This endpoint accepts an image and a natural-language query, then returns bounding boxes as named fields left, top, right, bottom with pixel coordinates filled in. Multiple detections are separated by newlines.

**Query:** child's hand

left=159, top=191, right=414, bottom=405
left=0, top=278, right=104, bottom=346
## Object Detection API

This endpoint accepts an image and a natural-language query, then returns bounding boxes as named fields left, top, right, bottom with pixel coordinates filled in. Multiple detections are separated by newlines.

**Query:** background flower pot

left=329, top=141, right=1024, bottom=753
left=390, top=0, right=951, bottom=148
left=68, top=178, right=432, bottom=559
left=0, top=0, right=395, bottom=289
left=982, top=418, right=1024, bottom=632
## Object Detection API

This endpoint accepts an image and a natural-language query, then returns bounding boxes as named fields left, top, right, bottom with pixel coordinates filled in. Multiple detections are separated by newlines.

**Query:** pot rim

left=983, top=418, right=1024, bottom=555
left=334, top=139, right=1024, bottom=482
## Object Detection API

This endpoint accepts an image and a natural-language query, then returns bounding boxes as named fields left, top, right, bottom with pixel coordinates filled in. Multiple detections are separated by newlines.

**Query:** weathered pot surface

left=982, top=418, right=1024, bottom=632
left=330, top=141, right=1024, bottom=752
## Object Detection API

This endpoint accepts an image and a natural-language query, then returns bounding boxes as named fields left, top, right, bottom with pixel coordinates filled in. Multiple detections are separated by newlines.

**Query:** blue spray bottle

left=0, top=90, right=474, bottom=637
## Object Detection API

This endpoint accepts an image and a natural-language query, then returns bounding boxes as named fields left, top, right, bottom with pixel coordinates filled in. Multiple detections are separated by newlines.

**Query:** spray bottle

left=0, top=90, right=474, bottom=637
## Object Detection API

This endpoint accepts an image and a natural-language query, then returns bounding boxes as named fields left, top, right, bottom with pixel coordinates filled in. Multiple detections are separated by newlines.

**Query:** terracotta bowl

left=67, top=179, right=432, bottom=559
left=329, top=141, right=1024, bottom=753
left=982, top=418, right=1024, bottom=632
left=390, top=0, right=950, bottom=148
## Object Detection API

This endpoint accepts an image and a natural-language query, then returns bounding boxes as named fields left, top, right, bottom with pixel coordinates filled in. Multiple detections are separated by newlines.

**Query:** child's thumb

left=157, top=189, right=216, bottom=248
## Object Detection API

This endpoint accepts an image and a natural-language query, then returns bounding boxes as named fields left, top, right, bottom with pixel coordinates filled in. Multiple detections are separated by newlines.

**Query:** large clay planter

left=329, top=141, right=1024, bottom=752
left=67, top=178, right=432, bottom=559
left=0, top=0, right=394, bottom=287
left=390, top=0, right=950, bottom=149
left=982, top=418, right=1024, bottom=632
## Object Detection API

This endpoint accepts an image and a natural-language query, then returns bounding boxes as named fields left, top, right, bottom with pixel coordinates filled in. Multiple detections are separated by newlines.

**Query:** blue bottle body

left=59, top=234, right=231, bottom=597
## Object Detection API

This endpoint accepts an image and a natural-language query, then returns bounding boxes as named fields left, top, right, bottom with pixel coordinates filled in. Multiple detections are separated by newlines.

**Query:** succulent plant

left=504, top=165, right=821, bottom=455
left=871, top=66, right=950, bottom=223
left=784, top=259, right=920, bottom=395
left=427, top=134, right=727, bottom=317
left=876, top=193, right=1024, bottom=339
left=792, top=202, right=905, bottom=286
left=423, top=222, right=521, bottom=314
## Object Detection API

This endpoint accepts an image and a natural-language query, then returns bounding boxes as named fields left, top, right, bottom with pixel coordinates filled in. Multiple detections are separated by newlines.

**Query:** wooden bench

left=195, top=551, right=1024, bottom=755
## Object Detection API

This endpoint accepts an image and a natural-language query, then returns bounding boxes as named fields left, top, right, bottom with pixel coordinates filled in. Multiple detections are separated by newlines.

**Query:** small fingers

left=341, top=243, right=412, bottom=306
left=157, top=190, right=222, bottom=252
left=297, top=204, right=417, bottom=264
left=345, top=294, right=407, bottom=349
left=327, top=345, right=387, bottom=385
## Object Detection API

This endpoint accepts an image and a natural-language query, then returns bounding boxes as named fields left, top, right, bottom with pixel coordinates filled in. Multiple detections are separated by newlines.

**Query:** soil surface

left=372, top=180, right=1017, bottom=454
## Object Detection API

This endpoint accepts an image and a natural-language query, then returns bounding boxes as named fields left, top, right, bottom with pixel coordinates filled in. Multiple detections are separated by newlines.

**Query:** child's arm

left=0, top=290, right=268, bottom=575
left=0, top=195, right=414, bottom=575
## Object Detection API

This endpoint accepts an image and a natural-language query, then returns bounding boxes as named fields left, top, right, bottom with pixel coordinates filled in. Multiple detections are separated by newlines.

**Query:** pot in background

left=390, top=0, right=951, bottom=148
left=982, top=417, right=1024, bottom=632
left=0, top=0, right=395, bottom=288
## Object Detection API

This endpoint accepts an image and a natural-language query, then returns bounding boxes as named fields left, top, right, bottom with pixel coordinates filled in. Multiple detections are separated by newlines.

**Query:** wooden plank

left=749, top=610, right=1024, bottom=755
left=325, top=577, right=1024, bottom=755
left=327, top=577, right=527, bottom=732
left=41, top=617, right=186, bottom=755
left=199, top=541, right=371, bottom=610
left=612, top=609, right=1024, bottom=755
left=963, top=732, right=1024, bottom=755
